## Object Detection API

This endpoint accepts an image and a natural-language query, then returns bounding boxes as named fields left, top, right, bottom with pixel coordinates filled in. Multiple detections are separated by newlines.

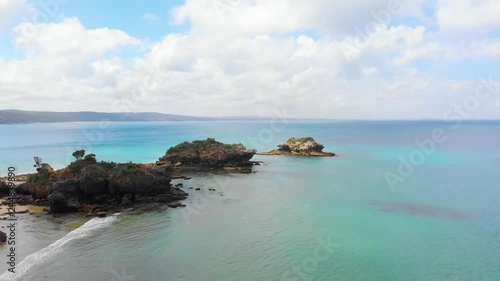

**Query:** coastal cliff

left=258, top=137, right=336, bottom=157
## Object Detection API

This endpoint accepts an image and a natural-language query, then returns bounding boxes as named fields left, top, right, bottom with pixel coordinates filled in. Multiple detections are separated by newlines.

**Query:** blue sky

left=55, top=0, right=188, bottom=40
left=0, top=0, right=499, bottom=118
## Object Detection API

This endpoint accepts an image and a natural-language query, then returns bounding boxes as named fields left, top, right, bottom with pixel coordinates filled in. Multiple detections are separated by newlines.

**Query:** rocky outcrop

left=21, top=163, right=57, bottom=199
left=259, top=137, right=336, bottom=157
left=0, top=230, right=6, bottom=243
left=24, top=159, right=187, bottom=214
left=108, top=163, right=173, bottom=199
left=0, top=181, right=9, bottom=198
left=157, top=138, right=257, bottom=173
left=80, top=164, right=109, bottom=202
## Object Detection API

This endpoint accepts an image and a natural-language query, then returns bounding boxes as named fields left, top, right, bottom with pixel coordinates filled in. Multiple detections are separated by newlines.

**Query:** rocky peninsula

left=258, top=137, right=336, bottom=157
left=0, top=139, right=257, bottom=221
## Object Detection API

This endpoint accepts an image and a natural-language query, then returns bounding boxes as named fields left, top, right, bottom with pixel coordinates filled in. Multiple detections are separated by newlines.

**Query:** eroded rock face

left=0, top=181, right=9, bottom=197
left=47, top=179, right=81, bottom=213
left=259, top=137, right=336, bottom=157
left=0, top=230, right=6, bottom=243
left=43, top=162, right=185, bottom=214
left=18, top=163, right=58, bottom=199
left=80, top=164, right=109, bottom=201
left=48, top=191, right=80, bottom=213
left=159, top=138, right=256, bottom=169
left=108, top=164, right=172, bottom=199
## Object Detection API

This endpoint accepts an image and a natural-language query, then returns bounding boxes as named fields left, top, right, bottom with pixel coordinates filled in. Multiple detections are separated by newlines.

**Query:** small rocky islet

left=258, top=137, right=336, bottom=157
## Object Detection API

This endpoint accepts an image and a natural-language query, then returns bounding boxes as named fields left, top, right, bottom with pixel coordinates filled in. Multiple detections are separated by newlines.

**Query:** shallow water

left=1, top=121, right=499, bottom=280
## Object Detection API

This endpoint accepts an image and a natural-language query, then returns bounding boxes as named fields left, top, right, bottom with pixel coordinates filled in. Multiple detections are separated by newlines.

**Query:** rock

left=195, top=188, right=201, bottom=191
left=48, top=192, right=80, bottom=213
left=170, top=172, right=185, bottom=179
left=48, top=178, right=79, bottom=194
left=17, top=152, right=196, bottom=215
left=135, top=197, right=154, bottom=204
left=170, top=187, right=188, bottom=199
left=155, top=194, right=175, bottom=203
left=16, top=195, right=35, bottom=205
left=120, top=196, right=132, bottom=206
left=259, top=137, right=336, bottom=157
left=108, top=164, right=172, bottom=199
left=160, top=138, right=257, bottom=170
left=47, top=178, right=82, bottom=213
left=0, top=181, right=9, bottom=196
left=0, top=230, right=7, bottom=243
left=36, top=163, right=54, bottom=175
left=174, top=162, right=183, bottom=167
left=96, top=211, right=107, bottom=217
left=167, top=202, right=186, bottom=208
left=80, top=164, right=109, bottom=202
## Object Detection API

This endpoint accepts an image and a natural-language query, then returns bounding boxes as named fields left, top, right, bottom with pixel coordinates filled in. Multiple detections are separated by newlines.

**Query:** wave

left=0, top=216, right=118, bottom=281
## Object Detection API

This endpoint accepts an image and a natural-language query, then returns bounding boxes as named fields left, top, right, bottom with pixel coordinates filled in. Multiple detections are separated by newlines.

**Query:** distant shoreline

left=2, top=110, right=500, bottom=124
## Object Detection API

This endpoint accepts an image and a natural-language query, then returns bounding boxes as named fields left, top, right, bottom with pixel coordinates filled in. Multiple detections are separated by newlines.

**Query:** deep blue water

left=0, top=121, right=500, bottom=281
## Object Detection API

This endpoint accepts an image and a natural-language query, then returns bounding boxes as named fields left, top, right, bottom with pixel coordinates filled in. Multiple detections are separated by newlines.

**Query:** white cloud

left=0, top=0, right=34, bottom=31
left=0, top=18, right=140, bottom=110
left=172, top=0, right=421, bottom=36
left=143, top=13, right=159, bottom=22
left=0, top=1, right=499, bottom=119
left=13, top=18, right=139, bottom=60
left=437, top=0, right=500, bottom=32
left=395, top=38, right=500, bottom=65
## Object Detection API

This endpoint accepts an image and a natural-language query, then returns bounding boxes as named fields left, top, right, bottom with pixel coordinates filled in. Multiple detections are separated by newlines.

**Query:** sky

left=0, top=0, right=499, bottom=119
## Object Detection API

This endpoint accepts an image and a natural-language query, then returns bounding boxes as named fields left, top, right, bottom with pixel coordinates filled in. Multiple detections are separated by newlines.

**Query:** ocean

left=0, top=121, right=499, bottom=281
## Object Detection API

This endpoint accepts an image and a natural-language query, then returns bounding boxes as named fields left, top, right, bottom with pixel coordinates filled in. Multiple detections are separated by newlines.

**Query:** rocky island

left=258, top=137, right=336, bottom=157
left=156, top=138, right=257, bottom=173
left=0, top=138, right=257, bottom=219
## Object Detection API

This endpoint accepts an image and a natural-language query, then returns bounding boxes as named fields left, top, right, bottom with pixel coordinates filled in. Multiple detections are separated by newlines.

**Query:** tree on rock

left=72, top=149, right=85, bottom=160
left=84, top=153, right=97, bottom=164
left=33, top=156, right=43, bottom=168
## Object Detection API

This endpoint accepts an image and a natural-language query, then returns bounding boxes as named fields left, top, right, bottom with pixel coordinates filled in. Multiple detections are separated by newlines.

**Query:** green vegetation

left=167, top=138, right=243, bottom=154
left=84, top=153, right=96, bottom=161
left=116, top=162, right=147, bottom=175
left=27, top=173, right=40, bottom=182
left=124, top=161, right=142, bottom=169
left=98, top=161, right=117, bottom=170
left=27, top=170, right=54, bottom=186
left=224, top=143, right=240, bottom=150
left=287, top=137, right=315, bottom=144
left=68, top=157, right=97, bottom=174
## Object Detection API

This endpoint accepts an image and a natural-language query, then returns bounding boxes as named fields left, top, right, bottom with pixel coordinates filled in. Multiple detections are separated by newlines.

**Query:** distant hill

left=0, top=110, right=266, bottom=124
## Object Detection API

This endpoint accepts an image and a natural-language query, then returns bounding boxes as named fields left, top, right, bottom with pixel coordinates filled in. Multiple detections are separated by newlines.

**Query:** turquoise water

left=1, top=121, right=500, bottom=280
